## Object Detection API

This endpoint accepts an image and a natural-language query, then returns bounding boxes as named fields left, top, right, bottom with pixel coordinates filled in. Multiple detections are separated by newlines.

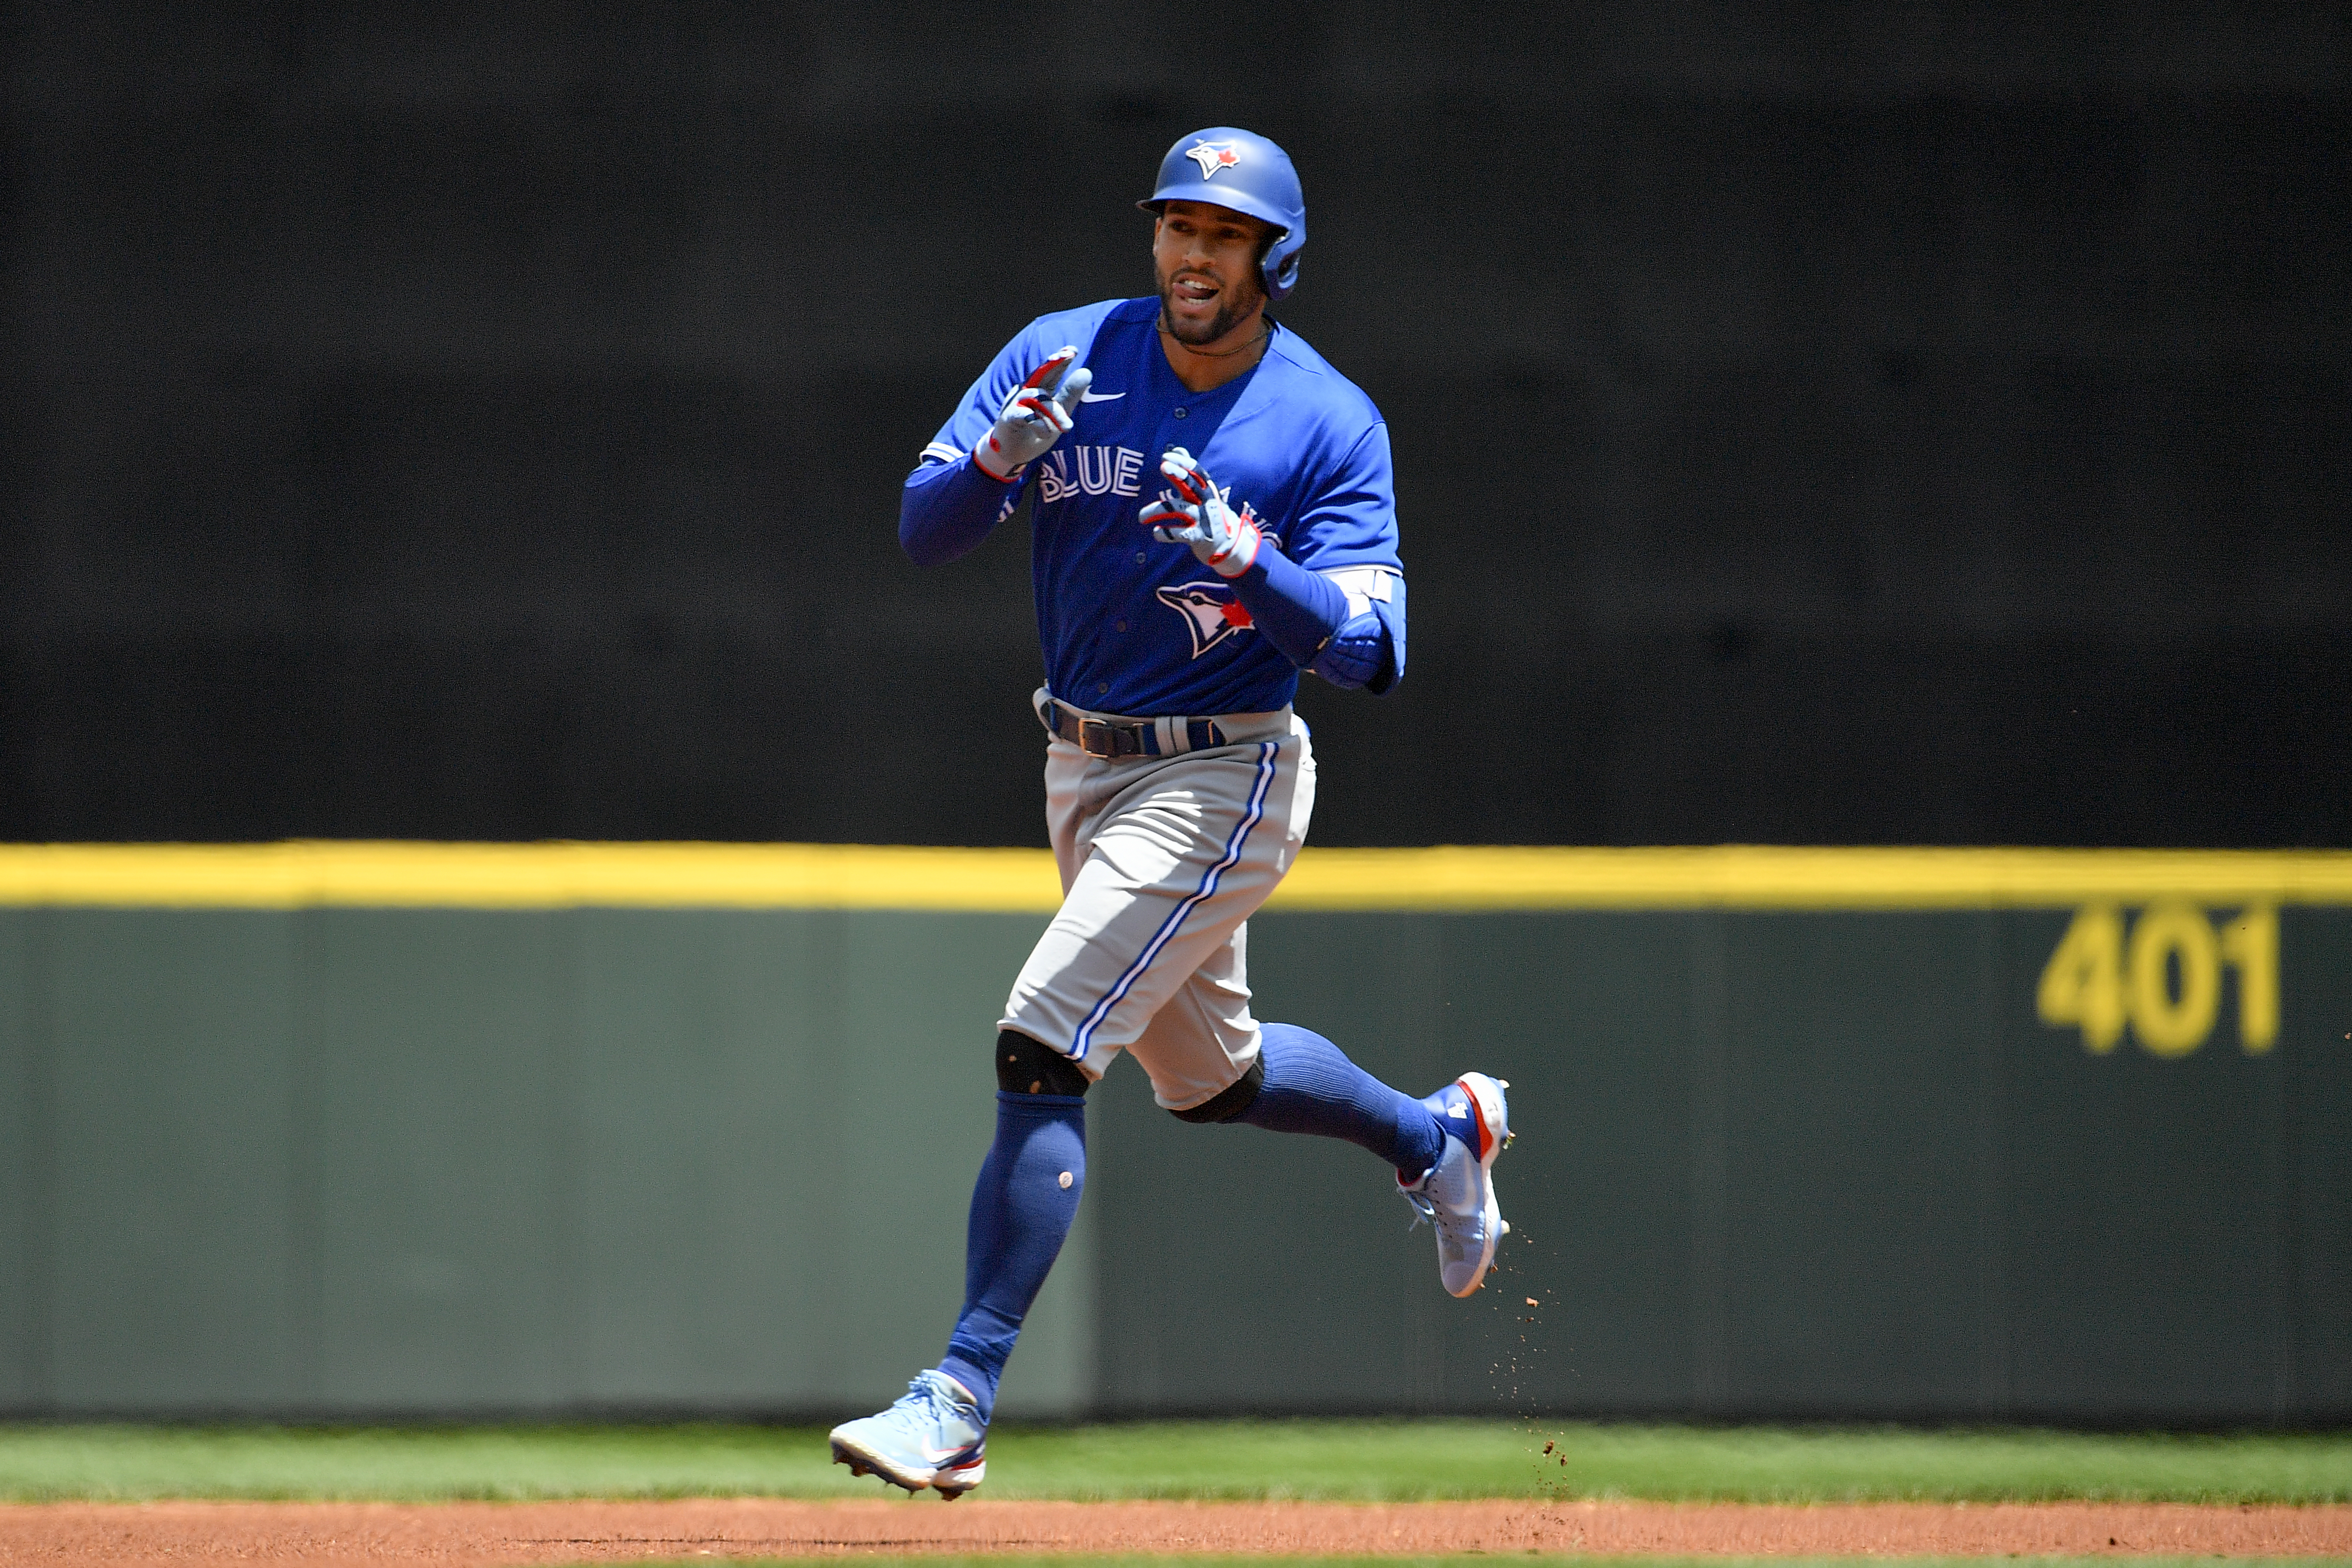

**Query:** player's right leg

left=828, top=1029, right=1084, bottom=1497
left=826, top=1369, right=988, bottom=1497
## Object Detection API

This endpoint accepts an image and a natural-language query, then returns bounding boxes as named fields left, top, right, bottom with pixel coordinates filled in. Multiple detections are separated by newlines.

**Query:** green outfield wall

left=0, top=846, right=2347, bottom=1424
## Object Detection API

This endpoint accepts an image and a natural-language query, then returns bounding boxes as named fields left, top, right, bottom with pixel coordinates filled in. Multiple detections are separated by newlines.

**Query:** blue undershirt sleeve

left=901, top=457, right=1024, bottom=568
left=1227, top=548, right=1348, bottom=668
left=1273, top=417, right=1406, bottom=693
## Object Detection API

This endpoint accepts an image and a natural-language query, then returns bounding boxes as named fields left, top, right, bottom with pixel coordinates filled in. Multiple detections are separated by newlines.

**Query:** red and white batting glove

left=1139, top=446, right=1261, bottom=577
left=973, top=346, right=1093, bottom=481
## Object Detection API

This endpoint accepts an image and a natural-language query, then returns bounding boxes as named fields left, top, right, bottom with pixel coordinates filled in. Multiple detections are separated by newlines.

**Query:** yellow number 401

left=2037, top=903, right=2278, bottom=1056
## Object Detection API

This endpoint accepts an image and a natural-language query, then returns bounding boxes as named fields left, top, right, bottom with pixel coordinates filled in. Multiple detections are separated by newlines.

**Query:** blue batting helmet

left=1137, top=126, right=1307, bottom=301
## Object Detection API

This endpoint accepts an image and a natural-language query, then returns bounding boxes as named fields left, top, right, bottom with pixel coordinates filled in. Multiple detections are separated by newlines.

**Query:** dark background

left=7, top=4, right=2348, bottom=848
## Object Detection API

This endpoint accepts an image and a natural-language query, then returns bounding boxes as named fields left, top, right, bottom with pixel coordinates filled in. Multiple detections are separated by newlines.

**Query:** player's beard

left=1156, top=264, right=1264, bottom=348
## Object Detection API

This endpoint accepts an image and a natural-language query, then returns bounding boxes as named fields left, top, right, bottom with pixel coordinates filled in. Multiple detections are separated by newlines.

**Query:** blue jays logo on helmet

left=1184, top=140, right=1242, bottom=179
left=1140, top=126, right=1307, bottom=301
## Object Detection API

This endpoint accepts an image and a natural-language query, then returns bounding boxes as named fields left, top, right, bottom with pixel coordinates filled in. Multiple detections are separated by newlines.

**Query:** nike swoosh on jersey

left=1079, top=389, right=1125, bottom=401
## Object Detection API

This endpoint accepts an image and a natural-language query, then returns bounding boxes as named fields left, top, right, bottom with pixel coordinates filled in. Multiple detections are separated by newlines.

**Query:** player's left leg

left=1153, top=1006, right=1515, bottom=1297
left=1129, top=940, right=1516, bottom=1297
left=1207, top=1020, right=1446, bottom=1180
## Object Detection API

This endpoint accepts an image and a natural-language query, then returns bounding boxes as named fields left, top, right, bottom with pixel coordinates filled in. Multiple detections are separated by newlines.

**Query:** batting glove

left=1139, top=446, right=1262, bottom=577
left=973, top=346, right=1093, bottom=481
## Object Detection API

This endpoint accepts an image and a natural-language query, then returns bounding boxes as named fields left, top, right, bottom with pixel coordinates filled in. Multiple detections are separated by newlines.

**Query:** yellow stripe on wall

left=1280, top=845, right=2352, bottom=910
left=0, top=842, right=2348, bottom=912
left=0, top=842, right=1063, bottom=911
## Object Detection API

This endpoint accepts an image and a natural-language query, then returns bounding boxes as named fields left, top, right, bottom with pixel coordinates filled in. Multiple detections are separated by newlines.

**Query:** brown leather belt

left=1038, top=698, right=1226, bottom=759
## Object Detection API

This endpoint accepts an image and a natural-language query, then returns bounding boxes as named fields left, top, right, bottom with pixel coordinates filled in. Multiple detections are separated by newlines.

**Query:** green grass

left=0, top=1420, right=2348, bottom=1504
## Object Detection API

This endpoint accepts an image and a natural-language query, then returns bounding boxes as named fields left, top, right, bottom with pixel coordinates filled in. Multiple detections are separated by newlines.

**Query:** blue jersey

left=910, top=297, right=1405, bottom=718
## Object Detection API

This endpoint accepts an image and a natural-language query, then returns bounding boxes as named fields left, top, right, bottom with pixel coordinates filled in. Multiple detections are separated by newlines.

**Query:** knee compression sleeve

left=997, top=1028, right=1090, bottom=1098
left=1169, top=1055, right=1266, bottom=1124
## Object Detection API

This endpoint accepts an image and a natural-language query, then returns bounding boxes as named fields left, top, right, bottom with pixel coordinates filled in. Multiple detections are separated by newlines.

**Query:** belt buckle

left=1078, top=717, right=1118, bottom=758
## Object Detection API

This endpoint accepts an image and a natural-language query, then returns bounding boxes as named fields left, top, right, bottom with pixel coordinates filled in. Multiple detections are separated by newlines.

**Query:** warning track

left=3, top=1498, right=2350, bottom=1563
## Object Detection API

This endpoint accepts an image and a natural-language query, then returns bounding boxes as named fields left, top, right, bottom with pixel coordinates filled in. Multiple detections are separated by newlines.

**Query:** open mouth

left=1171, top=272, right=1220, bottom=305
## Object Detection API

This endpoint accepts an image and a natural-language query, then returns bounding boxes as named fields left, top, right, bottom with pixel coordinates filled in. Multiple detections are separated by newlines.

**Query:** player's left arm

left=1282, top=421, right=1406, bottom=694
left=1139, top=425, right=1406, bottom=693
left=1302, top=564, right=1406, bottom=694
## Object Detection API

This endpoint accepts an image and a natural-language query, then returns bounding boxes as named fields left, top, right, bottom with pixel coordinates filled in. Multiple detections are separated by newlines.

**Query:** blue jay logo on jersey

left=1157, top=582, right=1251, bottom=658
left=1185, top=141, right=1242, bottom=179
left=1155, top=506, right=1279, bottom=658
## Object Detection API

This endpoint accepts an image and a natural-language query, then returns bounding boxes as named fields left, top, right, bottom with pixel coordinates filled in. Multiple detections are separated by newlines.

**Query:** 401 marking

left=2037, top=903, right=2277, bottom=1057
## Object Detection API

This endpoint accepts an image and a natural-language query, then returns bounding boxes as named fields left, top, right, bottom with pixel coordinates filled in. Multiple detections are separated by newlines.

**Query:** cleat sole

left=828, top=1441, right=878, bottom=1483
left=1451, top=1071, right=1513, bottom=1297
left=933, top=1458, right=987, bottom=1497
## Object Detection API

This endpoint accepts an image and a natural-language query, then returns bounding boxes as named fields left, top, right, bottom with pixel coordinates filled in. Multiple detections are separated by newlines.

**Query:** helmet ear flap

left=1265, top=246, right=1301, bottom=302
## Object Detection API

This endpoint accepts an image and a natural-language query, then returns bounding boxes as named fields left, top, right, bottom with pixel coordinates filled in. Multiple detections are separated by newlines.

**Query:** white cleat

left=828, top=1370, right=988, bottom=1497
left=1400, top=1071, right=1513, bottom=1297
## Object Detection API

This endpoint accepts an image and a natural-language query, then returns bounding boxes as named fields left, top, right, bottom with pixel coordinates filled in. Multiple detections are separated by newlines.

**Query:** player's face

left=1153, top=200, right=1271, bottom=347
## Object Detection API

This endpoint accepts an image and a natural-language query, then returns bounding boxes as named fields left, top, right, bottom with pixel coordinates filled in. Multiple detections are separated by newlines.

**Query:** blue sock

left=1231, top=1022, right=1447, bottom=1183
left=938, top=1091, right=1086, bottom=1424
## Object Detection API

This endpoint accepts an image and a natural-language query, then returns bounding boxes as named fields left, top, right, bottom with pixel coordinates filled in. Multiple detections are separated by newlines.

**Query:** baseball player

left=829, top=127, right=1513, bottom=1497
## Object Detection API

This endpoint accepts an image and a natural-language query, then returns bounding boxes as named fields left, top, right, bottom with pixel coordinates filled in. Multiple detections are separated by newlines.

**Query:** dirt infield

left=3, top=1499, right=2350, bottom=1563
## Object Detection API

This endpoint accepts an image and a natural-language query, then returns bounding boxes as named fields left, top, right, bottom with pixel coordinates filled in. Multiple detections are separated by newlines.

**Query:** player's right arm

left=899, top=334, right=1090, bottom=568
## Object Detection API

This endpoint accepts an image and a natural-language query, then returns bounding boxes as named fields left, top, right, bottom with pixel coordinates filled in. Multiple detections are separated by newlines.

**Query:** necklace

left=1160, top=318, right=1272, bottom=358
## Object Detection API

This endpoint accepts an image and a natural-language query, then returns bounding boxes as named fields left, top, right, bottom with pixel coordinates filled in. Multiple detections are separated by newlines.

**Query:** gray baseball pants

left=998, top=689, right=1315, bottom=1111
